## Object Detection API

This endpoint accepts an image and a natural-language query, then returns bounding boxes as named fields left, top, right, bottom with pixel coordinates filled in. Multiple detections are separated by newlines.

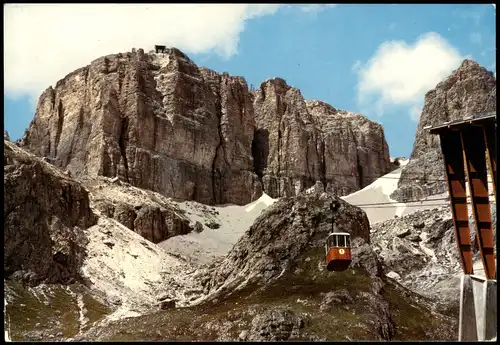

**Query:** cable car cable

left=349, top=193, right=495, bottom=207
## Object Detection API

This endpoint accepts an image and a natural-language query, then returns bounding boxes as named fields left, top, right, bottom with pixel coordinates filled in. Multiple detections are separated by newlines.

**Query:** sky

left=3, top=4, right=497, bottom=157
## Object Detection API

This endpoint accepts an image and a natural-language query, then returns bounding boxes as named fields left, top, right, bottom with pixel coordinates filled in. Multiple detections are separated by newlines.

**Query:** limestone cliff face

left=253, top=79, right=391, bottom=198
left=391, top=59, right=497, bottom=202
left=21, top=48, right=260, bottom=205
left=22, top=48, right=391, bottom=204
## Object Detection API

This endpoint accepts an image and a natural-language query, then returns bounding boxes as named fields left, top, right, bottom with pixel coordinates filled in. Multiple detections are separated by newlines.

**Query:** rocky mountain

left=10, top=47, right=491, bottom=343
left=391, top=59, right=496, bottom=201
left=253, top=79, right=391, bottom=198
left=20, top=48, right=391, bottom=205
left=20, top=48, right=260, bottom=206
left=75, top=192, right=456, bottom=341
left=4, top=140, right=457, bottom=341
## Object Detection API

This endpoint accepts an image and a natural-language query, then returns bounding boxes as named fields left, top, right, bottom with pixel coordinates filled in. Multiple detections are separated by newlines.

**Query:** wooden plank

left=483, top=124, right=497, bottom=201
left=439, top=130, right=474, bottom=275
left=461, top=126, right=496, bottom=280
left=429, top=114, right=496, bottom=134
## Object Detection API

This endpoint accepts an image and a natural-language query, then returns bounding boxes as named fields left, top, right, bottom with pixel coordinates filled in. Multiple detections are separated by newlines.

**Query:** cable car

left=325, top=232, right=352, bottom=271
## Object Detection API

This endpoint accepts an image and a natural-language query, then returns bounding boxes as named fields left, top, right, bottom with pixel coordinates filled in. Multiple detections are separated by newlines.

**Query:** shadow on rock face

left=4, top=141, right=97, bottom=285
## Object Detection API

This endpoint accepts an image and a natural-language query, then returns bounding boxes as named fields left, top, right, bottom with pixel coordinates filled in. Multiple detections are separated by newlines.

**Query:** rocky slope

left=203, top=191, right=371, bottom=296
left=83, top=176, right=194, bottom=244
left=371, top=204, right=496, bottom=315
left=4, top=140, right=206, bottom=339
left=4, top=141, right=457, bottom=341
left=391, top=59, right=496, bottom=201
left=20, top=47, right=391, bottom=205
left=77, top=192, right=456, bottom=341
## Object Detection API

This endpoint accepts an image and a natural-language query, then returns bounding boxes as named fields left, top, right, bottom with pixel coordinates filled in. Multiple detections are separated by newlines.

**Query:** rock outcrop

left=371, top=204, right=496, bottom=314
left=253, top=80, right=392, bottom=198
left=4, top=140, right=97, bottom=285
left=248, top=309, right=305, bottom=341
left=391, top=59, right=496, bottom=202
left=178, top=192, right=454, bottom=341
left=21, top=48, right=391, bottom=205
left=204, top=192, right=371, bottom=295
left=85, top=176, right=194, bottom=243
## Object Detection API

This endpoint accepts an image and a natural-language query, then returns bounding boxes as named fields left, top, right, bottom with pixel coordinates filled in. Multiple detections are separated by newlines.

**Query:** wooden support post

left=483, top=124, right=497, bottom=201
left=439, top=130, right=474, bottom=275
left=461, top=126, right=496, bottom=280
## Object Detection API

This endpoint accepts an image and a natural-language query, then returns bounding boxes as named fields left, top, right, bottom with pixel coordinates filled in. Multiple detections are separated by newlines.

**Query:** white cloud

left=3, top=4, right=281, bottom=100
left=354, top=32, right=464, bottom=121
left=469, top=32, right=483, bottom=45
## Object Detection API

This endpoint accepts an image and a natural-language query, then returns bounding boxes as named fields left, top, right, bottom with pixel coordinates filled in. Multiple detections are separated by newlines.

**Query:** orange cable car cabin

left=325, top=232, right=352, bottom=271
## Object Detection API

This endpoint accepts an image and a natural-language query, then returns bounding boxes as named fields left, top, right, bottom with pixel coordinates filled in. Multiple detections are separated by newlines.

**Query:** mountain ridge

left=20, top=47, right=392, bottom=205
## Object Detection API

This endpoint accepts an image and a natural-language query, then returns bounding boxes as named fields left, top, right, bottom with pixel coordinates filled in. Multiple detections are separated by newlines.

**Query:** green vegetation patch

left=5, top=280, right=112, bottom=341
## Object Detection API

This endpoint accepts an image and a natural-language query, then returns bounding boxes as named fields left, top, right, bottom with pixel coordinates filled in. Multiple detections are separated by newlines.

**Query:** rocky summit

left=253, top=80, right=391, bottom=198
left=4, top=47, right=496, bottom=342
left=20, top=48, right=391, bottom=205
left=391, top=59, right=496, bottom=202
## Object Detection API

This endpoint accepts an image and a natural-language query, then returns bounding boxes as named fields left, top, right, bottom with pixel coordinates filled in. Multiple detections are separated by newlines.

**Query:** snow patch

left=386, top=271, right=401, bottom=280
left=4, top=298, right=11, bottom=342
left=340, top=156, right=497, bottom=226
left=28, top=286, right=43, bottom=304
left=76, top=294, right=88, bottom=334
left=419, top=232, right=437, bottom=263
left=159, top=193, right=277, bottom=265
left=342, top=165, right=407, bottom=224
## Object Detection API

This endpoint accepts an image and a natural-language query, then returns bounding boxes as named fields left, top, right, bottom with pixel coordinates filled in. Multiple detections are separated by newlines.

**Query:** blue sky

left=4, top=4, right=496, bottom=157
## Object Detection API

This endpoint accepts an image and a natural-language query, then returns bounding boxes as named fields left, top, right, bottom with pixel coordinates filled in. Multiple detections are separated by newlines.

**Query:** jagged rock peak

left=305, top=99, right=337, bottom=113
left=21, top=46, right=260, bottom=206
left=20, top=46, right=392, bottom=205
left=252, top=77, right=392, bottom=198
left=431, top=58, right=495, bottom=94
left=391, top=58, right=496, bottom=202
left=261, top=77, right=289, bottom=86
left=459, top=58, right=483, bottom=69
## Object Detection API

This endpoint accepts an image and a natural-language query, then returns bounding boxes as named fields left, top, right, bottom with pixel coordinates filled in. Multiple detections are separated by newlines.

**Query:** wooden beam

left=439, top=130, right=474, bottom=275
left=483, top=124, right=497, bottom=201
left=461, top=126, right=496, bottom=280
left=429, top=114, right=496, bottom=134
